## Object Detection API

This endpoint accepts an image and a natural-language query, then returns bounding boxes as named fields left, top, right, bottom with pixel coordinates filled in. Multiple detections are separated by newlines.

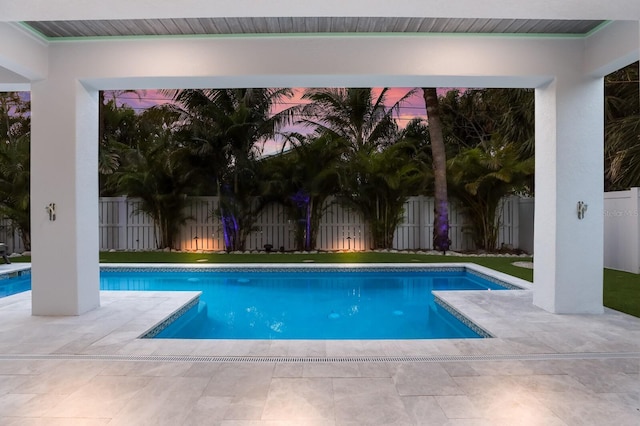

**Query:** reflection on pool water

left=99, top=268, right=510, bottom=340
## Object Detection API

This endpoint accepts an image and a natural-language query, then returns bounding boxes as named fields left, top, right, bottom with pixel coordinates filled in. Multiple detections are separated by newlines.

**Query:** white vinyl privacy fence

left=604, top=188, right=640, bottom=273
left=0, top=217, right=25, bottom=254
left=0, top=195, right=529, bottom=254
left=6, top=191, right=637, bottom=268
left=97, top=195, right=524, bottom=252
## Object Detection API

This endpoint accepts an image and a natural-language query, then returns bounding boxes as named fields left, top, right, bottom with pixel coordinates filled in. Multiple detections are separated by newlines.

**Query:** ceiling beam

left=585, top=20, right=640, bottom=76
left=0, top=23, right=48, bottom=81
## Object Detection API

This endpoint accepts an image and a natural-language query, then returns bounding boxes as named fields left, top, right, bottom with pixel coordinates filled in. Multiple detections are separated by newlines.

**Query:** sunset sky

left=113, top=87, right=443, bottom=155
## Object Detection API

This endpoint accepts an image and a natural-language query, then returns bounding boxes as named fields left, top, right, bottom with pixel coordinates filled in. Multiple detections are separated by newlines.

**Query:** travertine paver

left=0, top=263, right=639, bottom=424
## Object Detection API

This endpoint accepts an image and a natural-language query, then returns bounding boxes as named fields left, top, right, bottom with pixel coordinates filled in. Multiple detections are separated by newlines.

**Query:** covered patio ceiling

left=4, top=0, right=639, bottom=42
left=23, top=17, right=606, bottom=39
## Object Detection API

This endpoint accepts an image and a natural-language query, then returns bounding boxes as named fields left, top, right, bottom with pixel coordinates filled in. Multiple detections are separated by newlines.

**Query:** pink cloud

left=112, top=87, right=435, bottom=121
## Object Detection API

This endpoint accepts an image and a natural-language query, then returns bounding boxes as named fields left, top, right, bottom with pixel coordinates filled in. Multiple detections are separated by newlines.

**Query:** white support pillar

left=30, top=77, right=100, bottom=315
left=533, top=74, right=605, bottom=314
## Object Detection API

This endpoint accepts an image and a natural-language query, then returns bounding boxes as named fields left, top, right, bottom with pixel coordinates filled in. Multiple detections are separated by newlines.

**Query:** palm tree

left=98, top=98, right=139, bottom=195
left=0, top=133, right=30, bottom=251
left=108, top=105, right=197, bottom=249
left=398, top=118, right=435, bottom=197
left=438, top=88, right=535, bottom=156
left=168, top=88, right=296, bottom=251
left=301, top=88, right=415, bottom=154
left=604, top=61, right=640, bottom=190
left=340, top=141, right=423, bottom=249
left=301, top=88, right=418, bottom=248
left=261, top=133, right=346, bottom=250
left=428, top=88, right=535, bottom=251
left=448, top=137, right=534, bottom=251
left=423, top=88, right=450, bottom=252
left=0, top=92, right=31, bottom=250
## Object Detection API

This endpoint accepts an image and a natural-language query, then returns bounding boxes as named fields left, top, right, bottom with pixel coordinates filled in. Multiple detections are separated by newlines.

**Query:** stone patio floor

left=0, top=263, right=638, bottom=425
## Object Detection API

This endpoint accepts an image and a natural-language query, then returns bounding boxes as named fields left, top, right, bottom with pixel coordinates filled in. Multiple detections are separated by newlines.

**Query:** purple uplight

left=291, top=190, right=312, bottom=250
left=433, top=200, right=450, bottom=253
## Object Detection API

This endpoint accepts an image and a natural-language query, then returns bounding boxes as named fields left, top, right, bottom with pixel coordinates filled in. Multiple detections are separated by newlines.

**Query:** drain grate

left=1, top=352, right=639, bottom=364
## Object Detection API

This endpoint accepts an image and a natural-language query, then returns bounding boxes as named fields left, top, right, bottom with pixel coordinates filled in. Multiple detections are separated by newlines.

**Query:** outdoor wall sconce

left=577, top=201, right=588, bottom=220
left=45, top=203, right=56, bottom=221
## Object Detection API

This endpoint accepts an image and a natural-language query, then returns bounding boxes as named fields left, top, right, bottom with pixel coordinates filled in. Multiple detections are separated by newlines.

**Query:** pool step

left=155, top=301, right=209, bottom=338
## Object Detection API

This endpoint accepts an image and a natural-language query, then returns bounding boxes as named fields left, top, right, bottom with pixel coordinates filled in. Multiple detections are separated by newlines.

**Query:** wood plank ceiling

left=24, top=17, right=604, bottom=38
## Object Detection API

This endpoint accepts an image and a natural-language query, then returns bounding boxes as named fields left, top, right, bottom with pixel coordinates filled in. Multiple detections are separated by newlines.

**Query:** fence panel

left=178, top=197, right=222, bottom=251
left=420, top=197, right=435, bottom=250
left=518, top=198, right=534, bottom=254
left=604, top=189, right=640, bottom=273
left=317, top=199, right=369, bottom=250
left=125, top=199, right=156, bottom=250
left=447, top=201, right=474, bottom=251
left=497, top=195, right=519, bottom=250
left=97, top=195, right=524, bottom=252
left=0, top=217, right=25, bottom=254
left=99, top=197, right=125, bottom=250
left=394, top=196, right=423, bottom=250
left=251, top=202, right=293, bottom=251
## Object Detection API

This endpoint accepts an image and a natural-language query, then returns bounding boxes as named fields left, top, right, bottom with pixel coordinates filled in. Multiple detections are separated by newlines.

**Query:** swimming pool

left=101, top=266, right=515, bottom=340
left=0, top=265, right=523, bottom=340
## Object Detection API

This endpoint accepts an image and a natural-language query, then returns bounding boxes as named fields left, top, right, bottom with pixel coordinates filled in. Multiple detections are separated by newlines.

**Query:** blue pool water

left=0, top=274, right=30, bottom=298
left=103, top=268, right=507, bottom=339
left=0, top=268, right=509, bottom=340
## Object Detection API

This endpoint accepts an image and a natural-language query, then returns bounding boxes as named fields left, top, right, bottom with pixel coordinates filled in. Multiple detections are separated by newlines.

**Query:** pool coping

left=0, top=263, right=31, bottom=280
left=0, top=262, right=531, bottom=341
left=2, top=263, right=640, bottom=362
left=100, top=262, right=531, bottom=289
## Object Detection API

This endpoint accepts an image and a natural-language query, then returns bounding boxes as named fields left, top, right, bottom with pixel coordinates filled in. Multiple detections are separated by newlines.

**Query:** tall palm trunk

left=423, top=88, right=450, bottom=252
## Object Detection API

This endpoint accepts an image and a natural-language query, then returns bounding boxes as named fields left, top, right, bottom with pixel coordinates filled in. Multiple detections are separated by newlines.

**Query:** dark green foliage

left=301, top=88, right=413, bottom=153
left=261, top=133, right=346, bottom=250
left=300, top=88, right=422, bottom=249
left=438, top=88, right=535, bottom=250
left=604, top=61, right=640, bottom=191
left=398, top=118, right=435, bottom=194
left=107, top=105, right=196, bottom=249
left=339, top=142, right=424, bottom=249
left=0, top=92, right=31, bottom=250
left=98, top=92, right=143, bottom=195
left=438, top=88, right=535, bottom=159
left=168, top=88, right=296, bottom=251
left=448, top=137, right=534, bottom=251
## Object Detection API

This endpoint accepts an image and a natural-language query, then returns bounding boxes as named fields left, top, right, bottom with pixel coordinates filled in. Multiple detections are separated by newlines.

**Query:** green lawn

left=10, top=251, right=639, bottom=317
left=603, top=269, right=640, bottom=318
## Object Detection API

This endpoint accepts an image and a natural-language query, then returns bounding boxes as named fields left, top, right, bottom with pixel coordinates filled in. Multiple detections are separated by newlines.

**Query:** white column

left=30, top=77, right=100, bottom=315
left=533, top=74, right=604, bottom=314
